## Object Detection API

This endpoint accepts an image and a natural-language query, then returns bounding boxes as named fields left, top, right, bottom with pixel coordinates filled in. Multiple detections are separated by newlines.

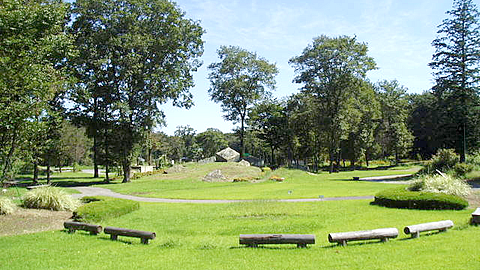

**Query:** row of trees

left=1, top=0, right=478, bottom=182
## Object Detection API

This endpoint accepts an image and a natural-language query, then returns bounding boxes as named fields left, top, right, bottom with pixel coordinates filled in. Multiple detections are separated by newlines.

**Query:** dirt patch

left=0, top=208, right=72, bottom=236
left=467, top=191, right=480, bottom=208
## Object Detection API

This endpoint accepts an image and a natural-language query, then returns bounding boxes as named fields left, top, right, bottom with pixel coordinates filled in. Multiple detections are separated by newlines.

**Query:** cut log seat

left=64, top=221, right=102, bottom=235
left=328, top=228, right=398, bottom=246
left=404, top=220, right=454, bottom=238
left=472, top=208, right=480, bottom=225
left=26, top=185, right=50, bottom=190
left=104, top=227, right=156, bottom=244
left=239, top=234, right=315, bottom=248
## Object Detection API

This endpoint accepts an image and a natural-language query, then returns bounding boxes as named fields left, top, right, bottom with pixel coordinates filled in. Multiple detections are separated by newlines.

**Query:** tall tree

left=0, top=0, right=72, bottom=183
left=249, top=98, right=288, bottom=166
left=429, top=0, right=480, bottom=162
left=70, top=0, right=204, bottom=182
left=195, top=128, right=228, bottom=158
left=208, top=46, right=278, bottom=158
left=289, top=35, right=376, bottom=172
left=375, top=80, right=414, bottom=163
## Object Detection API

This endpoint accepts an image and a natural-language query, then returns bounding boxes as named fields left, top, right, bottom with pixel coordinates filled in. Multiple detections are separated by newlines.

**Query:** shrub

left=131, top=170, right=165, bottom=180
left=453, top=163, right=474, bottom=177
left=261, top=167, right=272, bottom=173
left=22, top=186, right=80, bottom=211
left=430, top=148, right=459, bottom=171
left=373, top=187, right=468, bottom=210
left=0, top=197, right=16, bottom=215
left=408, top=174, right=471, bottom=197
left=269, top=175, right=285, bottom=182
left=73, top=196, right=140, bottom=222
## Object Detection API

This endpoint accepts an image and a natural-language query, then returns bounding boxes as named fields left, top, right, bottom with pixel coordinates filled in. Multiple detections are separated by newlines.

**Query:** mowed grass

left=96, top=162, right=419, bottom=200
left=0, top=199, right=478, bottom=270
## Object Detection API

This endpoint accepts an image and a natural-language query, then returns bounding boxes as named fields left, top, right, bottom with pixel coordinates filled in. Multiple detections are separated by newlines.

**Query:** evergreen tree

left=429, top=0, right=480, bottom=162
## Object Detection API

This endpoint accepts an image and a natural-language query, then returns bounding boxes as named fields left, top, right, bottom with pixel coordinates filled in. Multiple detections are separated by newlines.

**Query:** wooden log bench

left=239, top=234, right=315, bottom=248
left=64, top=221, right=102, bottom=235
left=472, top=208, right=480, bottom=225
left=104, top=227, right=156, bottom=244
left=26, top=185, right=50, bottom=190
left=328, top=228, right=398, bottom=246
left=404, top=220, right=454, bottom=238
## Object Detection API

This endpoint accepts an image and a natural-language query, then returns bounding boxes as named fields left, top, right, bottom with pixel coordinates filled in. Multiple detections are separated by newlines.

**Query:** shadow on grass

left=322, top=239, right=394, bottom=248
left=51, top=180, right=119, bottom=188
left=230, top=245, right=309, bottom=250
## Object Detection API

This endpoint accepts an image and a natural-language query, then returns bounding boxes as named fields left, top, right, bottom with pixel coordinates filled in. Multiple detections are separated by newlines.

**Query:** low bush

left=22, top=186, right=80, bottom=211
left=373, top=187, right=468, bottom=210
left=73, top=196, right=140, bottom=222
left=261, top=167, right=272, bottom=173
left=453, top=163, right=474, bottom=177
left=0, top=197, right=16, bottom=215
left=408, top=174, right=471, bottom=197
left=424, top=148, right=460, bottom=173
left=131, top=170, right=165, bottom=180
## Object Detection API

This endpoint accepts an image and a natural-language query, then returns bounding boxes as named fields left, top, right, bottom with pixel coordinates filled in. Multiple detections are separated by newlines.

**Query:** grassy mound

left=0, top=197, right=16, bottom=215
left=73, top=196, right=140, bottom=222
left=373, top=187, right=468, bottom=210
left=22, top=186, right=80, bottom=211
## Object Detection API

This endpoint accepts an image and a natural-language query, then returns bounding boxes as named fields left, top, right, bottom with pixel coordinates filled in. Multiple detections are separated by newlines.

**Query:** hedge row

left=372, top=187, right=468, bottom=210
left=73, top=196, right=140, bottom=222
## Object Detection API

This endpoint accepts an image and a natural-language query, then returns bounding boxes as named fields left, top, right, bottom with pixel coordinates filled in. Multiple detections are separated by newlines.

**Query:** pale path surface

left=70, top=186, right=374, bottom=204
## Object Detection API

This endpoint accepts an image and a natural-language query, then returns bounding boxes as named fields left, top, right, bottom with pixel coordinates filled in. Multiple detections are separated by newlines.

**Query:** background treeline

left=1, top=0, right=479, bottom=182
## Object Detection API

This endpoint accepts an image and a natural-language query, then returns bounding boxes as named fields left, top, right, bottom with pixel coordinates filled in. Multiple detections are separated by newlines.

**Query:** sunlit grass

left=0, top=200, right=478, bottom=269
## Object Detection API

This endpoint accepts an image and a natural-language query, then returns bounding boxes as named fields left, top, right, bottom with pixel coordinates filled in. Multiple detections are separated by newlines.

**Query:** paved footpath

left=70, top=186, right=374, bottom=204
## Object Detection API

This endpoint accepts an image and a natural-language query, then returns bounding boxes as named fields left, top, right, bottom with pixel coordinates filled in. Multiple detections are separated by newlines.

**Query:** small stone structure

left=238, top=160, right=250, bottom=167
left=203, top=169, right=228, bottom=182
left=215, top=147, right=240, bottom=162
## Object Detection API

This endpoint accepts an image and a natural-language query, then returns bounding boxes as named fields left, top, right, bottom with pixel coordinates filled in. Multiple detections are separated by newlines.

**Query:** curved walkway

left=70, top=186, right=374, bottom=204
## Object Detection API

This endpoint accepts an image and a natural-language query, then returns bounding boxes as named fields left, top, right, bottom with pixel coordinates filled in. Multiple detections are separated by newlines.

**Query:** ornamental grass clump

left=0, top=197, right=16, bottom=215
left=22, top=186, right=81, bottom=211
left=408, top=174, right=471, bottom=197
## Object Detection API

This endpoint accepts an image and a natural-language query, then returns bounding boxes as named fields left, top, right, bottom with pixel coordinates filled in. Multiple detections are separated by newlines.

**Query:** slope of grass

left=0, top=199, right=478, bottom=270
left=99, top=163, right=417, bottom=200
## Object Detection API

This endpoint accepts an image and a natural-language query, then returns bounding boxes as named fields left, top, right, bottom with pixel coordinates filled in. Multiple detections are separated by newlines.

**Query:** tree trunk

left=104, top=128, right=110, bottom=183
left=122, top=159, right=131, bottom=183
left=240, top=115, right=245, bottom=159
left=33, top=161, right=38, bottom=184
left=46, top=160, right=51, bottom=184
left=105, top=164, right=110, bottom=183
left=93, top=135, right=99, bottom=178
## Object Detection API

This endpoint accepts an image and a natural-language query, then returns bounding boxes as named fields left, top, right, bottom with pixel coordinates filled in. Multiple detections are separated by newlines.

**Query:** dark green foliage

left=453, top=163, right=474, bottom=177
left=69, top=0, right=204, bottom=182
left=429, top=148, right=460, bottom=172
left=73, top=196, right=140, bottom=222
left=289, top=35, right=377, bottom=172
left=373, top=187, right=468, bottom=210
left=429, top=0, right=480, bottom=162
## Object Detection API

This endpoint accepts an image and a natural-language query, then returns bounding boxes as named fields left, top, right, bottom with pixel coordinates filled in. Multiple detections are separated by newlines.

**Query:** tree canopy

left=208, top=45, right=278, bottom=157
left=69, top=0, right=204, bottom=182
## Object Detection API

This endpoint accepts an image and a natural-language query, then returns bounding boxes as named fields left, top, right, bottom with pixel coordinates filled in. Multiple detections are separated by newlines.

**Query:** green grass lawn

left=93, top=163, right=419, bottom=200
left=0, top=199, right=478, bottom=269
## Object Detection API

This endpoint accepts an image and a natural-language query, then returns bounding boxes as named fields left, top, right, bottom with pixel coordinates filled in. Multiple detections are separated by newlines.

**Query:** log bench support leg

left=297, top=243, right=307, bottom=248
left=67, top=229, right=75, bottom=234
left=339, top=240, right=347, bottom=247
left=381, top=238, right=389, bottom=243
left=110, top=234, right=118, bottom=241
left=141, top=238, right=149, bottom=245
left=412, top=232, right=420, bottom=239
